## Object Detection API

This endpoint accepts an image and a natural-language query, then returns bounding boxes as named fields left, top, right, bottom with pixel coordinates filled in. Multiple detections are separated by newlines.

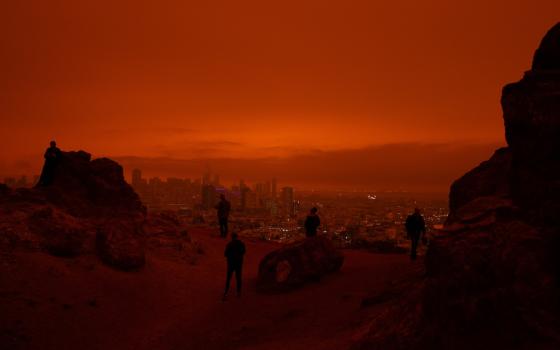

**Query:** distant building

left=132, top=169, right=142, bottom=186
left=265, top=198, right=278, bottom=216
left=272, top=178, right=277, bottom=199
left=240, top=186, right=249, bottom=211
left=265, top=181, right=271, bottom=197
left=202, top=171, right=211, bottom=185
left=201, top=184, right=216, bottom=210
left=281, top=187, right=295, bottom=217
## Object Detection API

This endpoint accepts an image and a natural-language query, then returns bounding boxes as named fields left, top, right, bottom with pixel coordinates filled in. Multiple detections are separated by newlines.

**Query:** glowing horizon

left=1, top=0, right=558, bottom=189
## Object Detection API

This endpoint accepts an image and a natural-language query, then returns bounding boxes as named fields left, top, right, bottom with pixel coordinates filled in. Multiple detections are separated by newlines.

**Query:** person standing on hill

left=215, top=194, right=231, bottom=238
left=38, top=140, right=61, bottom=186
left=223, top=233, right=245, bottom=300
left=304, top=207, right=321, bottom=237
left=405, top=208, right=426, bottom=261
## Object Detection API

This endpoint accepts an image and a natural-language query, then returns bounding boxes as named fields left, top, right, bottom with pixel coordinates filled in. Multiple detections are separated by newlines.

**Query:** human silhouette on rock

left=215, top=194, right=231, bottom=238
left=38, top=140, right=61, bottom=186
left=223, top=233, right=245, bottom=300
left=405, top=208, right=426, bottom=261
left=304, top=207, right=320, bottom=237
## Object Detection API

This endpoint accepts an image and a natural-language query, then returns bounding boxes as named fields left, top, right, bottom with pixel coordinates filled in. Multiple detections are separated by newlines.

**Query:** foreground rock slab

left=257, top=236, right=344, bottom=293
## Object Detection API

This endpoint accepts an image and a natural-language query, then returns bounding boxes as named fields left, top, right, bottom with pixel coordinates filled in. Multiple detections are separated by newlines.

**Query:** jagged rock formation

left=532, top=23, right=560, bottom=70
left=0, top=151, right=148, bottom=270
left=256, top=236, right=344, bottom=293
left=35, top=151, right=145, bottom=218
left=354, top=23, right=560, bottom=350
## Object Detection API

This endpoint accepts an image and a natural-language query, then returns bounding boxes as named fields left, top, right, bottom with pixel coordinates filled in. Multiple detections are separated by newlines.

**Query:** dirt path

left=0, top=228, right=422, bottom=350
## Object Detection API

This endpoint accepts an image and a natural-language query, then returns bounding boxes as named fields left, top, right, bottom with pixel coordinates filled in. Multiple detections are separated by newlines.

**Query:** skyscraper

left=240, top=186, right=249, bottom=212
left=202, top=171, right=211, bottom=185
left=281, top=186, right=295, bottom=217
left=201, top=184, right=216, bottom=210
left=272, top=178, right=277, bottom=199
left=132, top=169, right=142, bottom=186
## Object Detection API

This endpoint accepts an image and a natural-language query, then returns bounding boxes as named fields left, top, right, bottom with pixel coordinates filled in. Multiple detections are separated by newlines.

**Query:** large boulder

left=0, top=150, right=148, bottom=270
left=36, top=151, right=145, bottom=218
left=257, top=236, right=344, bottom=293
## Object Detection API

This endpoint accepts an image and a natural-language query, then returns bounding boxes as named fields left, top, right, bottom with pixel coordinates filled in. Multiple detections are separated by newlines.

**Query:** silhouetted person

left=405, top=208, right=426, bottom=261
left=38, top=140, right=61, bottom=186
left=215, top=194, right=231, bottom=238
left=223, top=233, right=245, bottom=300
left=304, top=207, right=321, bottom=237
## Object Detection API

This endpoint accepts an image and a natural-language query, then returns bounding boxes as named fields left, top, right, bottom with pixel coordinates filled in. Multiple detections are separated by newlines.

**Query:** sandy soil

left=0, top=228, right=423, bottom=350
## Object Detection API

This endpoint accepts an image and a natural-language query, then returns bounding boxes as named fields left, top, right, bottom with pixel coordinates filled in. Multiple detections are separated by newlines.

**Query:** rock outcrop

left=0, top=151, right=147, bottom=270
left=256, top=236, right=344, bottom=293
left=35, top=151, right=145, bottom=218
left=354, top=23, right=560, bottom=350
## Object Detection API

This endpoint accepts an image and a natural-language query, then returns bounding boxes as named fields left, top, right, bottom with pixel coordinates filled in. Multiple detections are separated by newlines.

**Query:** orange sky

left=1, top=1, right=559, bottom=188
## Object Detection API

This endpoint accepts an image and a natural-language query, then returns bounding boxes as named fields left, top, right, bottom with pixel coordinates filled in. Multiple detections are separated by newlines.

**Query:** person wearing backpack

left=405, top=208, right=426, bottom=261
left=304, top=207, right=321, bottom=237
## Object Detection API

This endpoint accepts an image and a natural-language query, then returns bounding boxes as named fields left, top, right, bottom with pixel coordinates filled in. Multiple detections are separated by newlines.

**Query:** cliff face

left=355, top=23, right=560, bottom=350
left=433, top=23, right=560, bottom=348
left=449, top=23, right=560, bottom=225
left=0, top=151, right=148, bottom=270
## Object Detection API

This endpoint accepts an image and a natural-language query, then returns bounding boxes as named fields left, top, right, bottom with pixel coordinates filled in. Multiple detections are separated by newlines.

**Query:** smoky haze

left=114, top=142, right=501, bottom=192
left=2, top=1, right=557, bottom=192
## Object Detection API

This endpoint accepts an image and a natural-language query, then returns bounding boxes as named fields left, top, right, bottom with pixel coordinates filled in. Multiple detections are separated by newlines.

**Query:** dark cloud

left=102, top=127, right=195, bottom=136
left=114, top=142, right=502, bottom=192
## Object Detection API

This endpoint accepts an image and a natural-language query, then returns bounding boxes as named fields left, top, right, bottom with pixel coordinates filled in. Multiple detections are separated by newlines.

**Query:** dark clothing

left=225, top=239, right=245, bottom=265
left=215, top=199, right=231, bottom=219
left=405, top=213, right=426, bottom=260
left=410, top=235, right=421, bottom=260
left=225, top=263, right=242, bottom=295
left=219, top=217, right=228, bottom=238
left=304, top=214, right=320, bottom=237
left=216, top=199, right=231, bottom=237
left=224, top=239, right=246, bottom=295
left=38, top=146, right=61, bottom=186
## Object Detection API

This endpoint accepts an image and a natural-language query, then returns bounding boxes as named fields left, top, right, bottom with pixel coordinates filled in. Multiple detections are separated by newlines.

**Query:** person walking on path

left=405, top=208, right=426, bottom=261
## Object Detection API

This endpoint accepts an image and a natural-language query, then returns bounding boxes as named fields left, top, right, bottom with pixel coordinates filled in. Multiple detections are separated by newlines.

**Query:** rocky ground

left=0, top=134, right=422, bottom=350
left=0, top=227, right=421, bottom=350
